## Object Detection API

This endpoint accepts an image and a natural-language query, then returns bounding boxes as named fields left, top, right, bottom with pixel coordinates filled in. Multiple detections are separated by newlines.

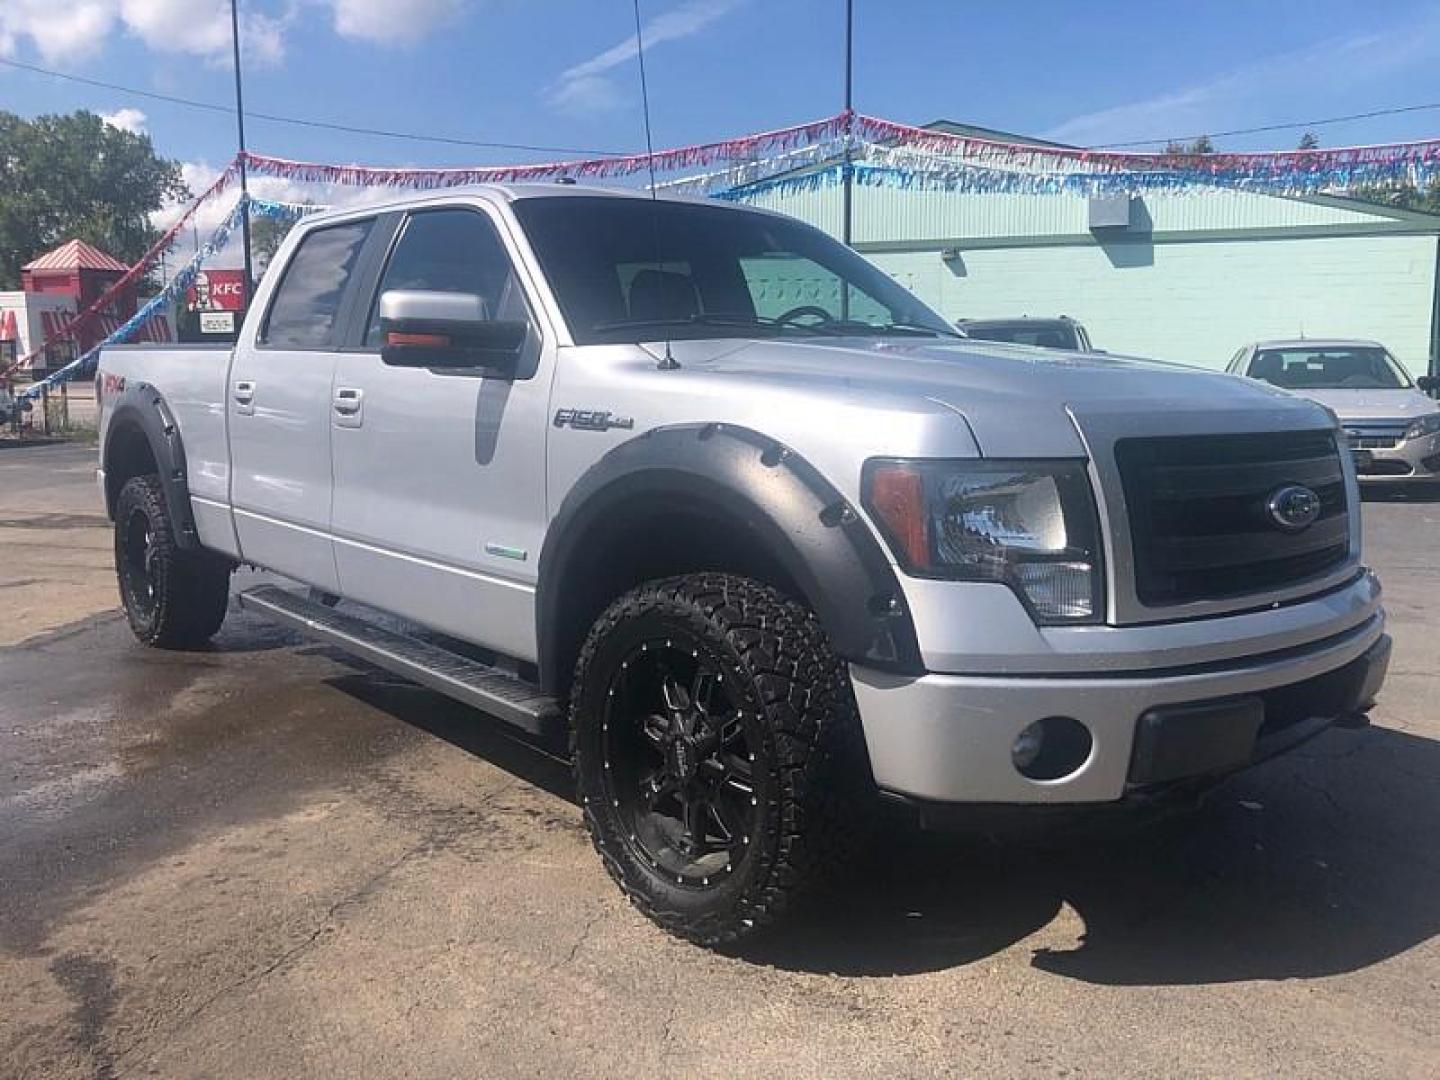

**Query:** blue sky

left=5, top=0, right=1440, bottom=173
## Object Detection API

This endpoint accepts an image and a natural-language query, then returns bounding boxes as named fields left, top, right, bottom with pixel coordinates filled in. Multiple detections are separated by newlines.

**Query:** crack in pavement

left=558, top=906, right=607, bottom=969
left=110, top=839, right=436, bottom=1075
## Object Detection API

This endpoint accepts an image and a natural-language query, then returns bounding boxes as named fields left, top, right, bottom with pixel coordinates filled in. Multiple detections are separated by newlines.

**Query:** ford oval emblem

left=1266, top=484, right=1321, bottom=533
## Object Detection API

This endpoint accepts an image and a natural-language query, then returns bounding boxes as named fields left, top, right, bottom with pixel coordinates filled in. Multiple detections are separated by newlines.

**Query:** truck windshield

left=511, top=196, right=956, bottom=345
left=1248, top=347, right=1411, bottom=391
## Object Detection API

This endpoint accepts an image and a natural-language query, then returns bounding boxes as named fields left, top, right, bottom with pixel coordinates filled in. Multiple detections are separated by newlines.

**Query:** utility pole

left=840, top=0, right=854, bottom=320
left=841, top=0, right=854, bottom=247
left=229, top=0, right=254, bottom=300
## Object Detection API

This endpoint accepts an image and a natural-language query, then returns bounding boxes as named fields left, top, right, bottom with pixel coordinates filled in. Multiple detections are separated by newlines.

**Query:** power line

left=1094, top=101, right=1440, bottom=149
left=0, top=55, right=621, bottom=157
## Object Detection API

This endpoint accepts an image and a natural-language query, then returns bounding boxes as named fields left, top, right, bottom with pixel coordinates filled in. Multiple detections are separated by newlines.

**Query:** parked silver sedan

left=1230, top=339, right=1440, bottom=484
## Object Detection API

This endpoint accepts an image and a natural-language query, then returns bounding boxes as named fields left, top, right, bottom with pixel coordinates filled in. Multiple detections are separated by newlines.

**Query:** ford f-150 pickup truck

left=97, top=185, right=1390, bottom=946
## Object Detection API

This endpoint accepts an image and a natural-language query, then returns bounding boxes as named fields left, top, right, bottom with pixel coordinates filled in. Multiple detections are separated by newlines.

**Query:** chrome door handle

left=332, top=387, right=363, bottom=414
left=233, top=380, right=256, bottom=415
left=332, top=386, right=364, bottom=427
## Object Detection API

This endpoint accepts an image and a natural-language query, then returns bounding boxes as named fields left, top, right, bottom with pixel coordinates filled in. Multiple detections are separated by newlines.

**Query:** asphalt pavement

left=1, top=443, right=1437, bottom=1078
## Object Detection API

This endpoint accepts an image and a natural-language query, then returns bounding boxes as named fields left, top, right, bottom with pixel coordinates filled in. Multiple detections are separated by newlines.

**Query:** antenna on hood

left=632, top=0, right=679, bottom=370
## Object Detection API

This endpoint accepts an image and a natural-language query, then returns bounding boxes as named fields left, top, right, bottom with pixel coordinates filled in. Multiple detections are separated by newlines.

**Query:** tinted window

left=1247, top=347, right=1410, bottom=390
left=512, top=196, right=953, bottom=344
left=962, top=323, right=1079, bottom=350
left=365, top=209, right=527, bottom=346
left=261, top=219, right=372, bottom=348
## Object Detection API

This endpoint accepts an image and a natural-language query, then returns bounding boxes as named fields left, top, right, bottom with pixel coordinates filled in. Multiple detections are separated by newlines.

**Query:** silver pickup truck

left=97, top=185, right=1390, bottom=946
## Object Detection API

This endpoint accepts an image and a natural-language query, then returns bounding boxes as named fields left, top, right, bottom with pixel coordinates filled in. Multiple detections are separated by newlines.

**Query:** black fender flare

left=102, top=381, right=201, bottom=549
left=536, top=423, right=923, bottom=693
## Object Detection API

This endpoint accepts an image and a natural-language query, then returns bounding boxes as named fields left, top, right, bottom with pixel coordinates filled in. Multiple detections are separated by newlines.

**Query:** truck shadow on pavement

left=326, top=662, right=1440, bottom=986
left=739, top=724, right=1440, bottom=984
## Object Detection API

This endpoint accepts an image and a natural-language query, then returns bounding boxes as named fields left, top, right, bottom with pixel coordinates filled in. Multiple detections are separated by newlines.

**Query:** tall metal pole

left=229, top=0, right=254, bottom=298
left=841, top=0, right=854, bottom=247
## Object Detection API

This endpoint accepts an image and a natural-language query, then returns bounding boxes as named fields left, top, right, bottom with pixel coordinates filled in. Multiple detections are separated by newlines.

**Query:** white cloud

left=119, top=0, right=288, bottom=65
left=548, top=0, right=743, bottom=111
left=0, top=0, right=287, bottom=67
left=100, top=107, right=148, bottom=133
left=1045, top=17, right=1440, bottom=147
left=152, top=160, right=395, bottom=267
left=0, top=1, right=116, bottom=65
left=328, top=0, right=467, bottom=44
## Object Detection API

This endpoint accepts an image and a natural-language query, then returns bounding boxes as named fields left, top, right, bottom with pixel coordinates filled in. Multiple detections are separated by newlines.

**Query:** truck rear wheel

left=571, top=573, right=865, bottom=946
left=114, top=475, right=231, bottom=648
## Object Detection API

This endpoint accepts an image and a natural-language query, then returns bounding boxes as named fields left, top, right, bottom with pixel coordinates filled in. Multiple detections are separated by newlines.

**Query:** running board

left=238, top=584, right=564, bottom=739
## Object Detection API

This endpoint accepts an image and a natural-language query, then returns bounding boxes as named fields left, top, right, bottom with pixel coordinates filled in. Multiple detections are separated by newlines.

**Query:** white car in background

left=1230, top=339, right=1440, bottom=484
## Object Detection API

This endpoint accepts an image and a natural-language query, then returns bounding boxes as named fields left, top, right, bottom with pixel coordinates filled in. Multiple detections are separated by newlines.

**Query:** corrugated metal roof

left=23, top=239, right=130, bottom=273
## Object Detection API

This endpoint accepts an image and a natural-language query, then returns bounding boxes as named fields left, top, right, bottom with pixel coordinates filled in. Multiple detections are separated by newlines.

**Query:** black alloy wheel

left=114, top=474, right=232, bottom=648
left=119, top=506, right=161, bottom=622
left=601, top=639, right=760, bottom=887
left=571, top=574, right=867, bottom=946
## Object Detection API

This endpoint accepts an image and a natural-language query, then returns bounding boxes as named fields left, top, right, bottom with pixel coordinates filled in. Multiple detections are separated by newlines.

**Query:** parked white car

left=1229, top=339, right=1440, bottom=484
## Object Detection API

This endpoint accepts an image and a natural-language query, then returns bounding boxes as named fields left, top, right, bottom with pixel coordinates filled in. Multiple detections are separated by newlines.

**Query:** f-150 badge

left=553, top=408, right=635, bottom=432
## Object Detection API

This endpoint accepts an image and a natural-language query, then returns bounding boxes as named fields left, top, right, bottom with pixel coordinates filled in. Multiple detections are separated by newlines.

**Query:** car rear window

left=963, top=323, right=1079, bottom=350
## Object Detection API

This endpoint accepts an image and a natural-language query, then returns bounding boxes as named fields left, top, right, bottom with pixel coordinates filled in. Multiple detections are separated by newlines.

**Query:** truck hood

left=671, top=336, right=1328, bottom=457
left=1285, top=387, right=1439, bottom=422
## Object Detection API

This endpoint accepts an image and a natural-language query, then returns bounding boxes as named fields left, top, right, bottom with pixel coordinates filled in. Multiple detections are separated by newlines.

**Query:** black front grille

left=1116, top=430, right=1350, bottom=607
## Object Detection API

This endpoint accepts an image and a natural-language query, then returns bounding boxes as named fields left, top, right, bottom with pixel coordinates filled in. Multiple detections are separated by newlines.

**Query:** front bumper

left=1351, top=429, right=1440, bottom=481
left=850, top=613, right=1388, bottom=805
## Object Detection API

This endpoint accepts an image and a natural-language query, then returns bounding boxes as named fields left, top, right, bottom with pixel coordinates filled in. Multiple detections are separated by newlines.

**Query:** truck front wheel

left=571, top=573, right=865, bottom=946
left=114, top=475, right=231, bottom=648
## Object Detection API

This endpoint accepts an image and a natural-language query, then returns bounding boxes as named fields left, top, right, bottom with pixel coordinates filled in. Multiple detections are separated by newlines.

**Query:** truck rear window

left=261, top=219, right=373, bottom=349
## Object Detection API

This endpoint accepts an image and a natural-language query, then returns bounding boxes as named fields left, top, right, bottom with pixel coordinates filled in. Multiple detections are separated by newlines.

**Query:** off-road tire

left=571, top=573, right=868, bottom=946
left=114, top=474, right=231, bottom=648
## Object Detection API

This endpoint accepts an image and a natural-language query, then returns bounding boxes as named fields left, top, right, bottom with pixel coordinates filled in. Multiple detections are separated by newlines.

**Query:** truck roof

left=302, top=181, right=753, bottom=225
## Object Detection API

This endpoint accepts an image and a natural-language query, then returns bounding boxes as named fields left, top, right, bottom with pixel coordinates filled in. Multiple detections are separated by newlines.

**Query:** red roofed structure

left=22, top=238, right=137, bottom=322
left=1, top=239, right=172, bottom=374
left=22, top=239, right=130, bottom=275
left=17, top=238, right=145, bottom=357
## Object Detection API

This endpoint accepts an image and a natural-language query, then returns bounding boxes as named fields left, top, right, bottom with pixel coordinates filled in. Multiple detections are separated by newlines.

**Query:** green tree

left=1347, top=180, right=1440, bottom=215
left=0, top=110, right=189, bottom=290
left=1164, top=135, right=1216, bottom=155
left=1298, top=131, right=1319, bottom=150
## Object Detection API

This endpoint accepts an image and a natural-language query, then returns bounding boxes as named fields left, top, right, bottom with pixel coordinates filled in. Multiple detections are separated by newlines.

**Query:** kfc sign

left=186, top=269, right=247, bottom=312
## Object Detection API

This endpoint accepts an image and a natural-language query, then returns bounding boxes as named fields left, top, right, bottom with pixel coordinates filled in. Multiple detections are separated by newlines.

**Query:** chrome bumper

left=1352, top=429, right=1440, bottom=480
left=851, top=612, right=1387, bottom=805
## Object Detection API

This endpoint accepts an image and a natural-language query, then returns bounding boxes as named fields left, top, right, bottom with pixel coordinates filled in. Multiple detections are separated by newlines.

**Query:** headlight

left=863, top=458, right=1104, bottom=624
left=1404, top=412, right=1440, bottom=440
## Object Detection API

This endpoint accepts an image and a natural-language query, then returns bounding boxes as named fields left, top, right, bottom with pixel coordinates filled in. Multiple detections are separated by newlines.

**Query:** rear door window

left=260, top=219, right=373, bottom=349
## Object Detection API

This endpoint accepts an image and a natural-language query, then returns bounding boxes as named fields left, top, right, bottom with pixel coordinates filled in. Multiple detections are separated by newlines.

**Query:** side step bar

left=238, top=585, right=564, bottom=739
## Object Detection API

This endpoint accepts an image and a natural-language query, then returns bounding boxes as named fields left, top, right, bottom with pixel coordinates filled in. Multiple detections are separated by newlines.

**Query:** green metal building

left=738, top=122, right=1440, bottom=376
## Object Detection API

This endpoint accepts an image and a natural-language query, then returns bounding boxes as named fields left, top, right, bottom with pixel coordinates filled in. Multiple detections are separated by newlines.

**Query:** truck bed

left=98, top=344, right=235, bottom=552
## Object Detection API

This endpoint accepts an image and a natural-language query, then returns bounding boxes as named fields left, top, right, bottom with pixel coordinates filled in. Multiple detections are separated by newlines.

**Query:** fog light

left=1011, top=725, right=1044, bottom=770
left=1011, top=716, right=1093, bottom=781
